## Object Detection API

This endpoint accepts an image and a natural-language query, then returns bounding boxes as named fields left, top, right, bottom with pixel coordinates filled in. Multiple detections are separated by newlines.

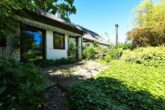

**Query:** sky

left=70, top=0, right=143, bottom=43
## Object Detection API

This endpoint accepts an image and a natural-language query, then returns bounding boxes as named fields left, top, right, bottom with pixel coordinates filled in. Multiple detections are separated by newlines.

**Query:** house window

left=0, top=37, right=6, bottom=47
left=53, top=32, right=65, bottom=49
left=20, top=25, right=45, bottom=62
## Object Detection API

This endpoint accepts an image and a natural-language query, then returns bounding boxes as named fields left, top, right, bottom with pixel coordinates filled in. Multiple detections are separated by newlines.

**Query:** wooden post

left=115, top=24, right=119, bottom=60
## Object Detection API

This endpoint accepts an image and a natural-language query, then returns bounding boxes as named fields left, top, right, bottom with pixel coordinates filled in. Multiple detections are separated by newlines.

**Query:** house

left=76, top=26, right=109, bottom=49
left=0, top=11, right=84, bottom=61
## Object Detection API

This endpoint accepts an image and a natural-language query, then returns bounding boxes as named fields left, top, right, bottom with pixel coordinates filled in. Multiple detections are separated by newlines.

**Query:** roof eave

left=17, top=11, right=84, bottom=35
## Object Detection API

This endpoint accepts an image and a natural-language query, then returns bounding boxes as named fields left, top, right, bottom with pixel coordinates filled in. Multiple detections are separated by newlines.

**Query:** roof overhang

left=83, top=33, right=109, bottom=46
left=17, top=11, right=84, bottom=36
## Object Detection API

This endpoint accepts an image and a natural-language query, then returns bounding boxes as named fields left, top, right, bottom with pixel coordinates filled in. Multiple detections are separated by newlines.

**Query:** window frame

left=20, top=25, right=46, bottom=61
left=53, top=32, right=65, bottom=49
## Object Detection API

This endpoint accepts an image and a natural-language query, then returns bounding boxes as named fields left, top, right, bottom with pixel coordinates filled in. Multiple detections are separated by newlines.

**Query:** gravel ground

left=42, top=60, right=108, bottom=110
left=45, top=60, right=108, bottom=79
left=44, top=86, right=70, bottom=110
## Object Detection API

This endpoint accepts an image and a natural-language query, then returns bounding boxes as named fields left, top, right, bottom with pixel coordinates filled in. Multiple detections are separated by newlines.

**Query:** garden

left=1, top=0, right=165, bottom=110
left=69, top=46, right=165, bottom=110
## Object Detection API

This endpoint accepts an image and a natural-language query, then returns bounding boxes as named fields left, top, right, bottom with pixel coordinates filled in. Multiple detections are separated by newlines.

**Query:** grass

left=69, top=60, right=165, bottom=110
left=97, top=61, right=165, bottom=99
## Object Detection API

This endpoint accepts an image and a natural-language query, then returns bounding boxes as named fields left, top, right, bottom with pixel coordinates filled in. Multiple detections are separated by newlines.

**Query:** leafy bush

left=83, top=46, right=97, bottom=59
left=103, top=48, right=123, bottom=62
left=143, top=60, right=165, bottom=67
left=34, top=58, right=77, bottom=67
left=0, top=58, right=46, bottom=110
left=103, top=55, right=111, bottom=62
left=121, top=46, right=165, bottom=64
left=95, top=46, right=107, bottom=59
left=118, top=43, right=134, bottom=50
left=69, top=61, right=165, bottom=110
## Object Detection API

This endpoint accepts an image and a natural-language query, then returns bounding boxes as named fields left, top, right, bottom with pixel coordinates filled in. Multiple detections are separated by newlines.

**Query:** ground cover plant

left=0, top=58, right=46, bottom=110
left=69, top=60, right=165, bottom=110
left=121, top=46, right=165, bottom=64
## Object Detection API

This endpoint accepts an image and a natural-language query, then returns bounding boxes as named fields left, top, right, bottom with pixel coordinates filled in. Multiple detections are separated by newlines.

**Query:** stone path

left=42, top=60, right=108, bottom=110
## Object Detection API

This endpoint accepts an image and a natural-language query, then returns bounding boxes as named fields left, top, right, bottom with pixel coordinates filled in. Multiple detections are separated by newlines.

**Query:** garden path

left=42, top=60, right=108, bottom=110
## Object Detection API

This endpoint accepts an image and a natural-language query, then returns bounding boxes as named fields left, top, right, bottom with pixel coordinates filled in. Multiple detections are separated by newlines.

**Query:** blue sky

left=70, top=0, right=142, bottom=43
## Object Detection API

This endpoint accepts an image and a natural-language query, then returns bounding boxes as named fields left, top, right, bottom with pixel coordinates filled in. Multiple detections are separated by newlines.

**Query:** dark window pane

left=53, top=32, right=65, bottom=49
left=0, top=38, right=6, bottom=47
left=68, top=37, right=78, bottom=59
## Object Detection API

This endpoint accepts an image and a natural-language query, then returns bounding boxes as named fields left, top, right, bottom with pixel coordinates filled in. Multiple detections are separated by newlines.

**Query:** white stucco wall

left=46, top=30, right=69, bottom=60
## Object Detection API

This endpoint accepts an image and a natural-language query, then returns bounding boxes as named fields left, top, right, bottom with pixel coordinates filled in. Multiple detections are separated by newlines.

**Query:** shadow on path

left=42, top=61, right=105, bottom=110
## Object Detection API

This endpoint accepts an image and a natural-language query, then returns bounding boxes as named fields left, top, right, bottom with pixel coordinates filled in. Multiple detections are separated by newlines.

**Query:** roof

left=77, top=25, right=109, bottom=46
left=17, top=10, right=84, bottom=35
left=17, top=10, right=109, bottom=46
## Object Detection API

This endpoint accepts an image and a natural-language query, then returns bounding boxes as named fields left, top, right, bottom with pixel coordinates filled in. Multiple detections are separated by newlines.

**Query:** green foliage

left=0, top=58, right=46, bottom=110
left=118, top=43, right=134, bottom=50
left=69, top=60, right=165, bottom=110
left=121, top=46, right=165, bottom=64
left=33, top=0, right=76, bottom=21
left=95, top=45, right=107, bottom=59
left=34, top=58, right=77, bottom=67
left=0, top=0, right=76, bottom=38
left=68, top=40, right=77, bottom=59
left=103, top=43, right=133, bottom=62
left=143, top=60, right=165, bottom=67
left=127, top=28, right=158, bottom=47
left=0, top=0, right=34, bottom=38
left=103, top=55, right=111, bottom=62
left=103, top=47, right=123, bottom=62
left=83, top=46, right=97, bottom=59
left=128, top=0, right=165, bottom=46
left=83, top=44, right=108, bottom=60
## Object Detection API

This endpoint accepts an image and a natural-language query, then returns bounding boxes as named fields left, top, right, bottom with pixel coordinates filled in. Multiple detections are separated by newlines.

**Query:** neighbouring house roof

left=77, top=26, right=109, bottom=46
left=17, top=10, right=84, bottom=36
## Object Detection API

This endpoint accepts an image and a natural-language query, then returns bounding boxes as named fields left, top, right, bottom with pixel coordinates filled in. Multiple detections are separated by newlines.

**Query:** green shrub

left=0, top=58, right=46, bottom=110
left=143, top=60, right=165, bottom=67
left=95, top=46, right=107, bottom=59
left=34, top=58, right=77, bottom=67
left=83, top=46, right=97, bottom=59
left=103, top=48, right=123, bottom=62
left=121, top=46, right=165, bottom=64
left=118, top=43, right=134, bottom=50
left=69, top=61, right=165, bottom=110
left=103, top=55, right=111, bottom=62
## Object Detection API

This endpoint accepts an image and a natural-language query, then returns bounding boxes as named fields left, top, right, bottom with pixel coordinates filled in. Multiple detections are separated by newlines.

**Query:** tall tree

left=0, top=0, right=76, bottom=38
left=33, top=0, right=76, bottom=20
left=128, top=0, right=165, bottom=47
